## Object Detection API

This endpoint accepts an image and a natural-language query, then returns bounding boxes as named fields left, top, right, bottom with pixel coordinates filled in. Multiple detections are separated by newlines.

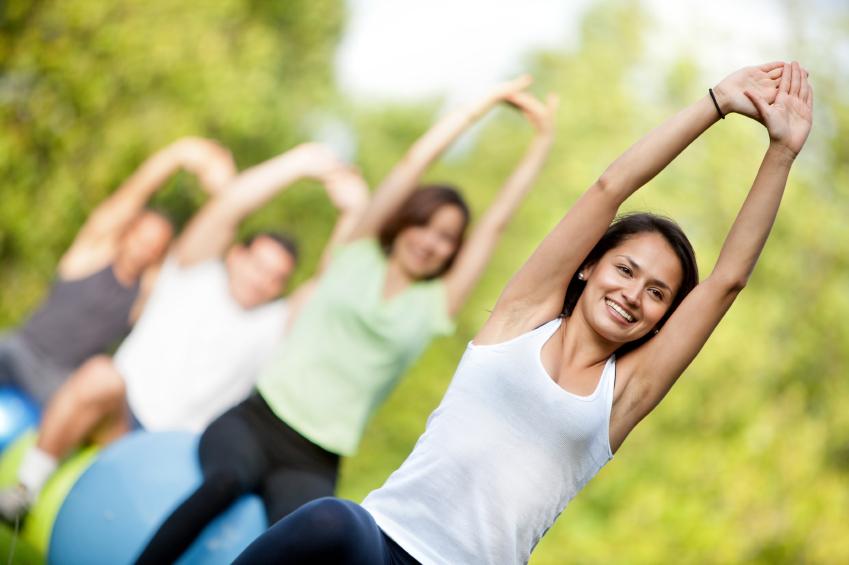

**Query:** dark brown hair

left=245, top=231, right=299, bottom=264
left=562, top=212, right=699, bottom=355
left=378, top=185, right=471, bottom=279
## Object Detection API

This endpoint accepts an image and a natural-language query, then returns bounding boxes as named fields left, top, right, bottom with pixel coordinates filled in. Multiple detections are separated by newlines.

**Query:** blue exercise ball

left=0, top=387, right=40, bottom=452
left=48, top=431, right=267, bottom=565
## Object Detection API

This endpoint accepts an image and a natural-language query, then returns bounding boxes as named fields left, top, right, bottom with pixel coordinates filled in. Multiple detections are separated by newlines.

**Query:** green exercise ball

left=0, top=430, right=99, bottom=556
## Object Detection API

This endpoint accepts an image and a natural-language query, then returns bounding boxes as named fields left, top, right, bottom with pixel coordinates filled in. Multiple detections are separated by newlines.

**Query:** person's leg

left=0, top=334, right=72, bottom=406
left=261, top=466, right=338, bottom=524
left=0, top=336, right=22, bottom=386
left=134, top=403, right=269, bottom=565
left=240, top=391, right=341, bottom=524
left=88, top=395, right=133, bottom=445
left=35, top=355, right=127, bottom=458
left=234, top=498, right=404, bottom=565
left=0, top=355, right=125, bottom=522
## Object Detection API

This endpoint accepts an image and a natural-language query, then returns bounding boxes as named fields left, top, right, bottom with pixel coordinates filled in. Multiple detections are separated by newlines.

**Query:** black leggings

left=234, top=497, right=420, bottom=565
left=135, top=392, right=339, bottom=565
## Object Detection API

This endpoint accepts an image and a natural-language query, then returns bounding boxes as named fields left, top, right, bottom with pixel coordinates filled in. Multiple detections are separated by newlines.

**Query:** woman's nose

left=620, top=283, right=640, bottom=306
left=421, top=231, right=440, bottom=249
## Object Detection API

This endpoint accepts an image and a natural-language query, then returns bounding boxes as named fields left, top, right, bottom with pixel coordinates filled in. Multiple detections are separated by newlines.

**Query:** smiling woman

left=562, top=212, right=699, bottom=356
left=232, top=61, right=814, bottom=565
left=378, top=185, right=470, bottom=280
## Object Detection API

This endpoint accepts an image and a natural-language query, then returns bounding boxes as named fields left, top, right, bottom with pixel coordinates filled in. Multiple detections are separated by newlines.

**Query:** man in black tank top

left=0, top=137, right=236, bottom=405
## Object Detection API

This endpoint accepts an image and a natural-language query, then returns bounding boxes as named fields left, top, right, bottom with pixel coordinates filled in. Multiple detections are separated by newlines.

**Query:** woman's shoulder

left=471, top=314, right=562, bottom=349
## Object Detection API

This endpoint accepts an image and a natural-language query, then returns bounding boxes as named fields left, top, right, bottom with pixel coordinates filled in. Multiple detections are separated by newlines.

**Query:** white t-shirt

left=114, top=257, right=287, bottom=432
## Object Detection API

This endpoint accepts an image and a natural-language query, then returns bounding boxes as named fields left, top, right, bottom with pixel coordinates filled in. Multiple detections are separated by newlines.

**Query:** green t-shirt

left=257, top=238, right=455, bottom=455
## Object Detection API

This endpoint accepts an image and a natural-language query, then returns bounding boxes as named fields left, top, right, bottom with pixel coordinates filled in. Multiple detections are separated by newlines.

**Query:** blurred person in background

left=0, top=137, right=235, bottom=407
left=232, top=61, right=813, bottom=565
left=135, top=78, right=558, bottom=564
left=0, top=142, right=367, bottom=523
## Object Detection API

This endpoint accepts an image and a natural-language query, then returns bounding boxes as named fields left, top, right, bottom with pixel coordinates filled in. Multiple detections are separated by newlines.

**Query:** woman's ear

left=581, top=263, right=597, bottom=280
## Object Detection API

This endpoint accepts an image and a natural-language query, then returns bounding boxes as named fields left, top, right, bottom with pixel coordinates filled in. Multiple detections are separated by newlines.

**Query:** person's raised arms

left=71, top=138, right=234, bottom=246
left=283, top=167, right=371, bottom=328
left=443, top=91, right=558, bottom=317
left=348, top=75, right=533, bottom=242
left=613, top=62, right=813, bottom=450
left=315, top=167, right=371, bottom=272
left=480, top=62, right=786, bottom=343
left=175, top=143, right=345, bottom=267
left=59, top=137, right=236, bottom=277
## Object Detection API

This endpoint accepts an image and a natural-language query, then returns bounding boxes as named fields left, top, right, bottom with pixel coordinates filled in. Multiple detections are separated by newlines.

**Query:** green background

left=1, top=1, right=847, bottom=563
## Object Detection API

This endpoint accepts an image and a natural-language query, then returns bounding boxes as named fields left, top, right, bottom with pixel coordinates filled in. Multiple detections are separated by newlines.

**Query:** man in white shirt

left=0, top=143, right=368, bottom=521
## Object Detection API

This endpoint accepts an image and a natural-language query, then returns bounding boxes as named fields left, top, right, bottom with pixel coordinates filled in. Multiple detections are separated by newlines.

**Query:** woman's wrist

left=710, top=84, right=735, bottom=117
left=767, top=140, right=798, bottom=164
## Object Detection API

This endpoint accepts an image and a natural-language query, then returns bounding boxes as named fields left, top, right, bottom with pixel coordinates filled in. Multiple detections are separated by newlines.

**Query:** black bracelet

left=708, top=88, right=725, bottom=119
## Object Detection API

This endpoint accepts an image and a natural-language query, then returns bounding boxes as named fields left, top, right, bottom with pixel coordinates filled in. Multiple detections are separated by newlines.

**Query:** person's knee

left=298, top=498, right=363, bottom=547
left=68, top=356, right=125, bottom=407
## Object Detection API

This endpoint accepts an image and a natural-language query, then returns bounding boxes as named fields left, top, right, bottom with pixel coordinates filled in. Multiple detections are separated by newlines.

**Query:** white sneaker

left=0, top=484, right=34, bottom=523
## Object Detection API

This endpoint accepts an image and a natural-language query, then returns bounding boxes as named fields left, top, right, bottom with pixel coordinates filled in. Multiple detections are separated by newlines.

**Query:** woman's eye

left=649, top=289, right=663, bottom=300
left=617, top=265, right=631, bottom=275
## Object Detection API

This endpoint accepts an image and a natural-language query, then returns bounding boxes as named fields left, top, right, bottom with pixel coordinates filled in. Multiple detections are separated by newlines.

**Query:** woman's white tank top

left=362, top=318, right=616, bottom=565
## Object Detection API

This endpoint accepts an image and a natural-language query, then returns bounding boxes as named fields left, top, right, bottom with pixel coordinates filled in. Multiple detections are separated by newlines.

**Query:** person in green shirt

left=135, top=77, right=558, bottom=564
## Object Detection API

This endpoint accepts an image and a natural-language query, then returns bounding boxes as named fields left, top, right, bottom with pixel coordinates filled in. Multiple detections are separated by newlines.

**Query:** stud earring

left=577, top=272, right=585, bottom=281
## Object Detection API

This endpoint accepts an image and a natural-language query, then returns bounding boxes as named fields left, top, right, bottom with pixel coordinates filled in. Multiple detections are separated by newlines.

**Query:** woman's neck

left=559, top=311, right=620, bottom=373
left=382, top=256, right=417, bottom=301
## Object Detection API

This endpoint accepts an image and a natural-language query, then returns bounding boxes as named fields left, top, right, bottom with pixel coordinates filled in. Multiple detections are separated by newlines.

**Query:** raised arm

left=347, top=75, right=533, bottom=241
left=443, top=92, right=557, bottom=316
left=278, top=168, right=370, bottom=332
left=483, top=63, right=786, bottom=339
left=175, top=143, right=344, bottom=266
left=58, top=137, right=235, bottom=276
left=620, top=62, right=813, bottom=440
left=313, top=167, right=370, bottom=272
left=72, top=138, right=235, bottom=246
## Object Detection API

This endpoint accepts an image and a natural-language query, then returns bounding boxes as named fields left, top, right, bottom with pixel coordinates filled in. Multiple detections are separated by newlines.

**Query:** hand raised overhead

left=504, top=91, right=559, bottom=135
left=286, top=143, right=347, bottom=181
left=745, top=61, right=813, bottom=157
left=713, top=61, right=785, bottom=122
left=323, top=167, right=370, bottom=212
left=172, top=137, right=237, bottom=194
left=489, top=74, right=534, bottom=104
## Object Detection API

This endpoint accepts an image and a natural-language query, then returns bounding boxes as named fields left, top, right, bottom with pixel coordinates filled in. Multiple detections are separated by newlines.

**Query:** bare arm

left=348, top=76, right=534, bottom=241
left=443, top=92, right=557, bottom=316
left=72, top=138, right=235, bottom=246
left=479, top=63, right=786, bottom=343
left=59, top=137, right=235, bottom=276
left=618, top=62, right=813, bottom=440
left=315, top=167, right=371, bottom=273
left=175, top=143, right=344, bottom=266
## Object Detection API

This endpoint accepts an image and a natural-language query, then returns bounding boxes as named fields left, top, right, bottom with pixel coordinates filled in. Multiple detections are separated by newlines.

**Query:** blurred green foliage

left=1, top=0, right=847, bottom=564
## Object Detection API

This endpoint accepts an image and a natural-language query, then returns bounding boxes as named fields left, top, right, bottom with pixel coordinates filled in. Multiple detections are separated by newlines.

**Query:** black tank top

left=19, top=264, right=140, bottom=369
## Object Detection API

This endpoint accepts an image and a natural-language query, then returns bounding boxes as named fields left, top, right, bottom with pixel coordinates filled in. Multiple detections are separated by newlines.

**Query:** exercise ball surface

left=0, top=431, right=98, bottom=556
left=0, top=387, right=40, bottom=453
left=49, top=431, right=267, bottom=565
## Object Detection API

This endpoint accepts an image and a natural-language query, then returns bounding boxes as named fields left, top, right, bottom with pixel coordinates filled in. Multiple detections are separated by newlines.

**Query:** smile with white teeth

left=605, top=298, right=635, bottom=322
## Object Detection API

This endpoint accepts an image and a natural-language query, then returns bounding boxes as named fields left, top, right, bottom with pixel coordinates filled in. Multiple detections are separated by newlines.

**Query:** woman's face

left=392, top=204, right=466, bottom=280
left=577, top=232, right=683, bottom=345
